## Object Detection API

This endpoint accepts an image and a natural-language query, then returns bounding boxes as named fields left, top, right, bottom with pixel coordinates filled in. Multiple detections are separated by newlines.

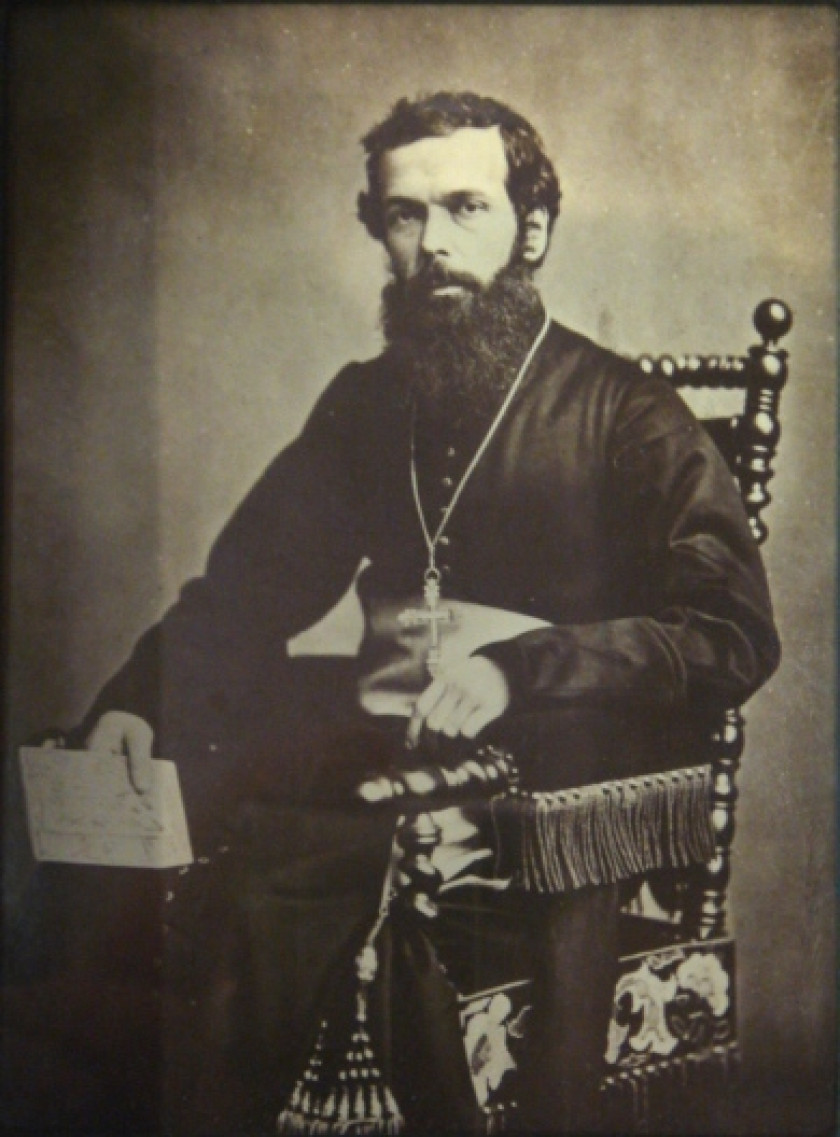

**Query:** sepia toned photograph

left=2, top=5, right=836, bottom=1135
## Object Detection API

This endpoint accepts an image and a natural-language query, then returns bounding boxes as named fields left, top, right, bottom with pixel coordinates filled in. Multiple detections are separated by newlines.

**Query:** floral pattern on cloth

left=460, top=991, right=531, bottom=1107
left=606, top=947, right=732, bottom=1068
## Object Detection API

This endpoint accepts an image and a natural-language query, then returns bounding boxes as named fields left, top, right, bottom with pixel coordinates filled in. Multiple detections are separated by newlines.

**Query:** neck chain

left=409, top=312, right=550, bottom=580
left=400, top=313, right=550, bottom=676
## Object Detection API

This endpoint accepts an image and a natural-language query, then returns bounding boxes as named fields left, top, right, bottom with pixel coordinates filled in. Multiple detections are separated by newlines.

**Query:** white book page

left=19, top=747, right=194, bottom=869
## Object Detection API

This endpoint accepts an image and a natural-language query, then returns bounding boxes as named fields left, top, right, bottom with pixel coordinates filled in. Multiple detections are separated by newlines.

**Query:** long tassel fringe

left=276, top=1010, right=403, bottom=1136
left=277, top=865, right=405, bottom=1135
left=494, top=764, right=715, bottom=892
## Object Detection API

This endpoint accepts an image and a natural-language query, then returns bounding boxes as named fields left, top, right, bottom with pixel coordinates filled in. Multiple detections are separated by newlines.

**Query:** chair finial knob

left=753, top=299, right=793, bottom=346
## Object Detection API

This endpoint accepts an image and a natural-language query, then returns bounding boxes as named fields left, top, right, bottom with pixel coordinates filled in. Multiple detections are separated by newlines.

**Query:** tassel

left=277, top=865, right=405, bottom=1136
left=492, top=764, right=715, bottom=893
left=276, top=973, right=405, bottom=1135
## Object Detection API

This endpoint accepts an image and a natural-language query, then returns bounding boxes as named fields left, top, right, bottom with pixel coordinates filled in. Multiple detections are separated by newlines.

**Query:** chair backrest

left=633, top=298, right=792, bottom=939
left=636, top=298, right=792, bottom=547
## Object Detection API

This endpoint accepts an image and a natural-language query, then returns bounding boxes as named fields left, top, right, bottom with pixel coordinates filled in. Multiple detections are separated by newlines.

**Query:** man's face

left=378, top=126, right=519, bottom=295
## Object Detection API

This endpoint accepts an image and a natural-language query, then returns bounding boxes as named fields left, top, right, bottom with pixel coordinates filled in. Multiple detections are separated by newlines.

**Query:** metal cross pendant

left=398, top=568, right=454, bottom=676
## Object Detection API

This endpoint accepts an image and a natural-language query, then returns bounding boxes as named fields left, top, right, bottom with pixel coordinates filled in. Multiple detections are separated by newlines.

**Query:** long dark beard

left=381, top=260, right=545, bottom=429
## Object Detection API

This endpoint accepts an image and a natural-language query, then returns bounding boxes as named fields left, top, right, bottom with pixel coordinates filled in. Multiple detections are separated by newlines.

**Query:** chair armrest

left=354, top=745, right=517, bottom=809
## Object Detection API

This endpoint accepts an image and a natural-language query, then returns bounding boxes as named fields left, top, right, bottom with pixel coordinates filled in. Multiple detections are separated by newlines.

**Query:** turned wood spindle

left=395, top=810, right=443, bottom=920
left=736, top=299, right=792, bottom=545
left=692, top=708, right=745, bottom=940
left=359, top=747, right=517, bottom=921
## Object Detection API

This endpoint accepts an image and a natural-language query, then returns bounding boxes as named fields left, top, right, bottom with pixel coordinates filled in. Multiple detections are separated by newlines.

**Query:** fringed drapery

left=492, top=764, right=715, bottom=892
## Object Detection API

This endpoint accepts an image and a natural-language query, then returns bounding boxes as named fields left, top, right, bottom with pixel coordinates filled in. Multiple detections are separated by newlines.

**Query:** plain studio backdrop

left=4, top=5, right=836, bottom=1134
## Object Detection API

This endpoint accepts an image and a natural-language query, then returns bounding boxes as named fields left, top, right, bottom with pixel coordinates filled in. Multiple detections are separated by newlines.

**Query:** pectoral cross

left=398, top=568, right=455, bottom=676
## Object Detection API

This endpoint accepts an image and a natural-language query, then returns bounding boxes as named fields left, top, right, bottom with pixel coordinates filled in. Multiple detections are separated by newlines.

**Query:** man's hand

left=85, top=710, right=154, bottom=795
left=406, top=656, right=510, bottom=749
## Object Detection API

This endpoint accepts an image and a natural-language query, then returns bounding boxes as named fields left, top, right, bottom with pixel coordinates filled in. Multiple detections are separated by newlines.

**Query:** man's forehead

left=379, top=126, right=509, bottom=199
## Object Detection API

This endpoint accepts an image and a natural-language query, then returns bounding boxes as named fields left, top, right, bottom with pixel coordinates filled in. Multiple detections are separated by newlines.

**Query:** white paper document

left=19, top=747, right=194, bottom=868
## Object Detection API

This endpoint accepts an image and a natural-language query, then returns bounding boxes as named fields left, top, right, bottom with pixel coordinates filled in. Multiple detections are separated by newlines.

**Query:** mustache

left=401, top=261, right=484, bottom=298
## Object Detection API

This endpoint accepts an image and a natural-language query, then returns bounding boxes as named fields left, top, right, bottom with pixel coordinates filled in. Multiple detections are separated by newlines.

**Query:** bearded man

left=65, top=92, right=778, bottom=1135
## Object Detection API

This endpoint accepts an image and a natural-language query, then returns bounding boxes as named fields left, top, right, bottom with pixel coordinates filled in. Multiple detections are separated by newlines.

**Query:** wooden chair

left=353, top=299, right=792, bottom=1133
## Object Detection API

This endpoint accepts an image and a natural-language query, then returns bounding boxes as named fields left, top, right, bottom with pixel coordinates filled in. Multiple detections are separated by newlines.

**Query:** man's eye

left=386, top=208, right=417, bottom=229
left=456, top=200, right=488, bottom=218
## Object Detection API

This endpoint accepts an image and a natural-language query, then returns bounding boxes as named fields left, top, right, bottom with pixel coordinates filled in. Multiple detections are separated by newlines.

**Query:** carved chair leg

left=395, top=810, right=443, bottom=921
left=689, top=708, right=745, bottom=940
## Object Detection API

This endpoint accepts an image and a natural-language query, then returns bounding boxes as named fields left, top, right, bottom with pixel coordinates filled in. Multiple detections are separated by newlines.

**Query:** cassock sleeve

left=77, top=364, right=368, bottom=744
left=478, top=373, right=780, bottom=718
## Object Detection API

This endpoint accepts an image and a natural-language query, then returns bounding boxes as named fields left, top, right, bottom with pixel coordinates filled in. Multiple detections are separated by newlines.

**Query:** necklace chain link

left=409, top=314, right=551, bottom=571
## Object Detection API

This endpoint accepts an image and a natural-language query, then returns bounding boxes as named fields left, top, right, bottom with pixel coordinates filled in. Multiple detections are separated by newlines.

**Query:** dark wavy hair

left=357, top=91, right=562, bottom=262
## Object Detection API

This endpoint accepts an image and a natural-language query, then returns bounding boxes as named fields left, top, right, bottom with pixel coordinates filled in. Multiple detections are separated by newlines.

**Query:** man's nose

left=420, top=206, right=455, bottom=259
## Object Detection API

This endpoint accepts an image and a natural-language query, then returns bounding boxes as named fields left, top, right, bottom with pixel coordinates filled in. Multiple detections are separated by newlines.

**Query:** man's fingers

left=407, top=658, right=511, bottom=748
left=407, top=679, right=446, bottom=747
left=405, top=707, right=426, bottom=749
left=86, top=711, right=154, bottom=795
left=86, top=717, right=125, bottom=755
left=425, top=687, right=469, bottom=737
left=408, top=683, right=477, bottom=744
left=460, top=704, right=496, bottom=740
left=125, top=719, right=154, bottom=794
left=414, top=678, right=446, bottom=720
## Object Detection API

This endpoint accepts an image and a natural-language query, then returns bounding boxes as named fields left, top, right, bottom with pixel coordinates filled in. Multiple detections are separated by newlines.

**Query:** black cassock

left=16, top=317, right=779, bottom=1134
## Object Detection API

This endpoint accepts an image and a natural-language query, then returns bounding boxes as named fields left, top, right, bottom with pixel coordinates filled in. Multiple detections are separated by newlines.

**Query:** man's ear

left=520, top=207, right=551, bottom=265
